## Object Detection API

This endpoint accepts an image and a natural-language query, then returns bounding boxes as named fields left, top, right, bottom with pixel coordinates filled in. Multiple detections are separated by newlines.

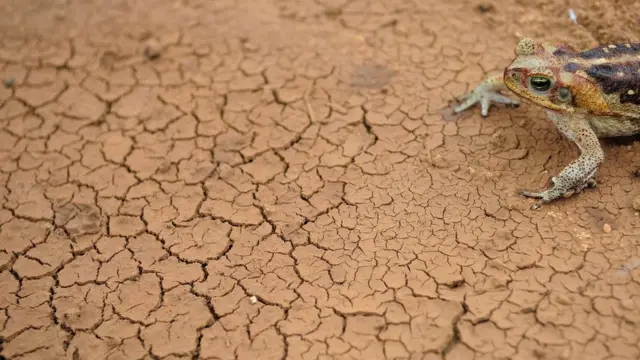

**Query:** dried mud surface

left=1, top=0, right=640, bottom=359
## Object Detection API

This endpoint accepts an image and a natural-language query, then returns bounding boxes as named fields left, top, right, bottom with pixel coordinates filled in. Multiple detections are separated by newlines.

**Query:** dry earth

left=1, top=0, right=640, bottom=359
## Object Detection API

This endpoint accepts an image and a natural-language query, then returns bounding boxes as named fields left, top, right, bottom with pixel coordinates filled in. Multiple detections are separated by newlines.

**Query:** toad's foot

left=520, top=174, right=598, bottom=210
left=454, top=89, right=520, bottom=117
left=519, top=112, right=604, bottom=210
left=453, top=71, right=520, bottom=117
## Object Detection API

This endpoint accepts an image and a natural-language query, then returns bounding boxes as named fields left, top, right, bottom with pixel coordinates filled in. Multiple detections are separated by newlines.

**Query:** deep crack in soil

left=0, top=0, right=640, bottom=359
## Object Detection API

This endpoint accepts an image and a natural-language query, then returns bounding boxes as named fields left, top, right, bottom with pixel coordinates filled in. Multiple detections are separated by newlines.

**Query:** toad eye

left=529, top=76, right=552, bottom=92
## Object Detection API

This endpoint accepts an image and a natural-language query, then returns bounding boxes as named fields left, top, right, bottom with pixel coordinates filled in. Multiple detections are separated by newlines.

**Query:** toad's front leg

left=519, top=113, right=604, bottom=210
left=453, top=70, right=521, bottom=117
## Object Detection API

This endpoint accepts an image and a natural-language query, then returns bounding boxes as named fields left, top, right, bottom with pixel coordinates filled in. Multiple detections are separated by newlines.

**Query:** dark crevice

left=441, top=302, right=467, bottom=356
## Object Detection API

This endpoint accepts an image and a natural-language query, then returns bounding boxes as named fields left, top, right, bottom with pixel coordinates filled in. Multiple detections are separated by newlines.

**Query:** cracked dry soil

left=1, top=0, right=640, bottom=359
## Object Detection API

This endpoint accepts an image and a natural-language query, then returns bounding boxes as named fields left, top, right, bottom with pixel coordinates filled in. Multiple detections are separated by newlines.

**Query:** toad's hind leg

left=454, top=70, right=521, bottom=117
left=519, top=113, right=604, bottom=209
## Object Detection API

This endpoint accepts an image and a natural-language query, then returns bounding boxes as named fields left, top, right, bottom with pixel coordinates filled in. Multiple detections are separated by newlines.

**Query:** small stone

left=632, top=195, right=640, bottom=211
left=603, top=223, right=612, bottom=233
left=476, top=3, right=494, bottom=13
left=4, top=78, right=15, bottom=88
left=249, top=295, right=258, bottom=304
left=143, top=39, right=162, bottom=60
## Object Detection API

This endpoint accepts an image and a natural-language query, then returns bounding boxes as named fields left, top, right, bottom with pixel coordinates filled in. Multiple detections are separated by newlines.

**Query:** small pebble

left=603, top=223, right=612, bottom=233
left=4, top=78, right=15, bottom=88
left=633, top=195, right=640, bottom=211
left=143, top=39, right=162, bottom=60
left=476, top=3, right=494, bottom=13
left=249, top=295, right=258, bottom=304
left=568, top=9, right=577, bottom=24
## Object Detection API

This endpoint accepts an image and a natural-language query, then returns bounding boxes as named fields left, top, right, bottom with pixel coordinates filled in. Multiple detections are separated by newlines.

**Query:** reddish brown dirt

left=1, top=0, right=640, bottom=359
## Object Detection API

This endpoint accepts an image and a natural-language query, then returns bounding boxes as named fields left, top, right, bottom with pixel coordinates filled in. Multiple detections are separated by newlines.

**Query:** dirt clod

left=476, top=3, right=494, bottom=13
left=143, top=39, right=162, bottom=60
left=603, top=223, right=612, bottom=233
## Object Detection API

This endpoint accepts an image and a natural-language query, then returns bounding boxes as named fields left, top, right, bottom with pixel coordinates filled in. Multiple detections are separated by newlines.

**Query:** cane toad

left=454, top=38, right=640, bottom=209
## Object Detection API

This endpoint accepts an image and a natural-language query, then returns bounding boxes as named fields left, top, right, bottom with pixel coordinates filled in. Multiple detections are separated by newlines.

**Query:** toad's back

left=555, top=42, right=640, bottom=119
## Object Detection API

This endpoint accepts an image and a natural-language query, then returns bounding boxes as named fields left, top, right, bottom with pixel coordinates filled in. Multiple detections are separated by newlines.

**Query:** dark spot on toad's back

left=579, top=43, right=640, bottom=59
left=585, top=62, right=640, bottom=94
left=619, top=90, right=640, bottom=105
left=564, top=62, right=581, bottom=73
left=552, top=44, right=578, bottom=57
